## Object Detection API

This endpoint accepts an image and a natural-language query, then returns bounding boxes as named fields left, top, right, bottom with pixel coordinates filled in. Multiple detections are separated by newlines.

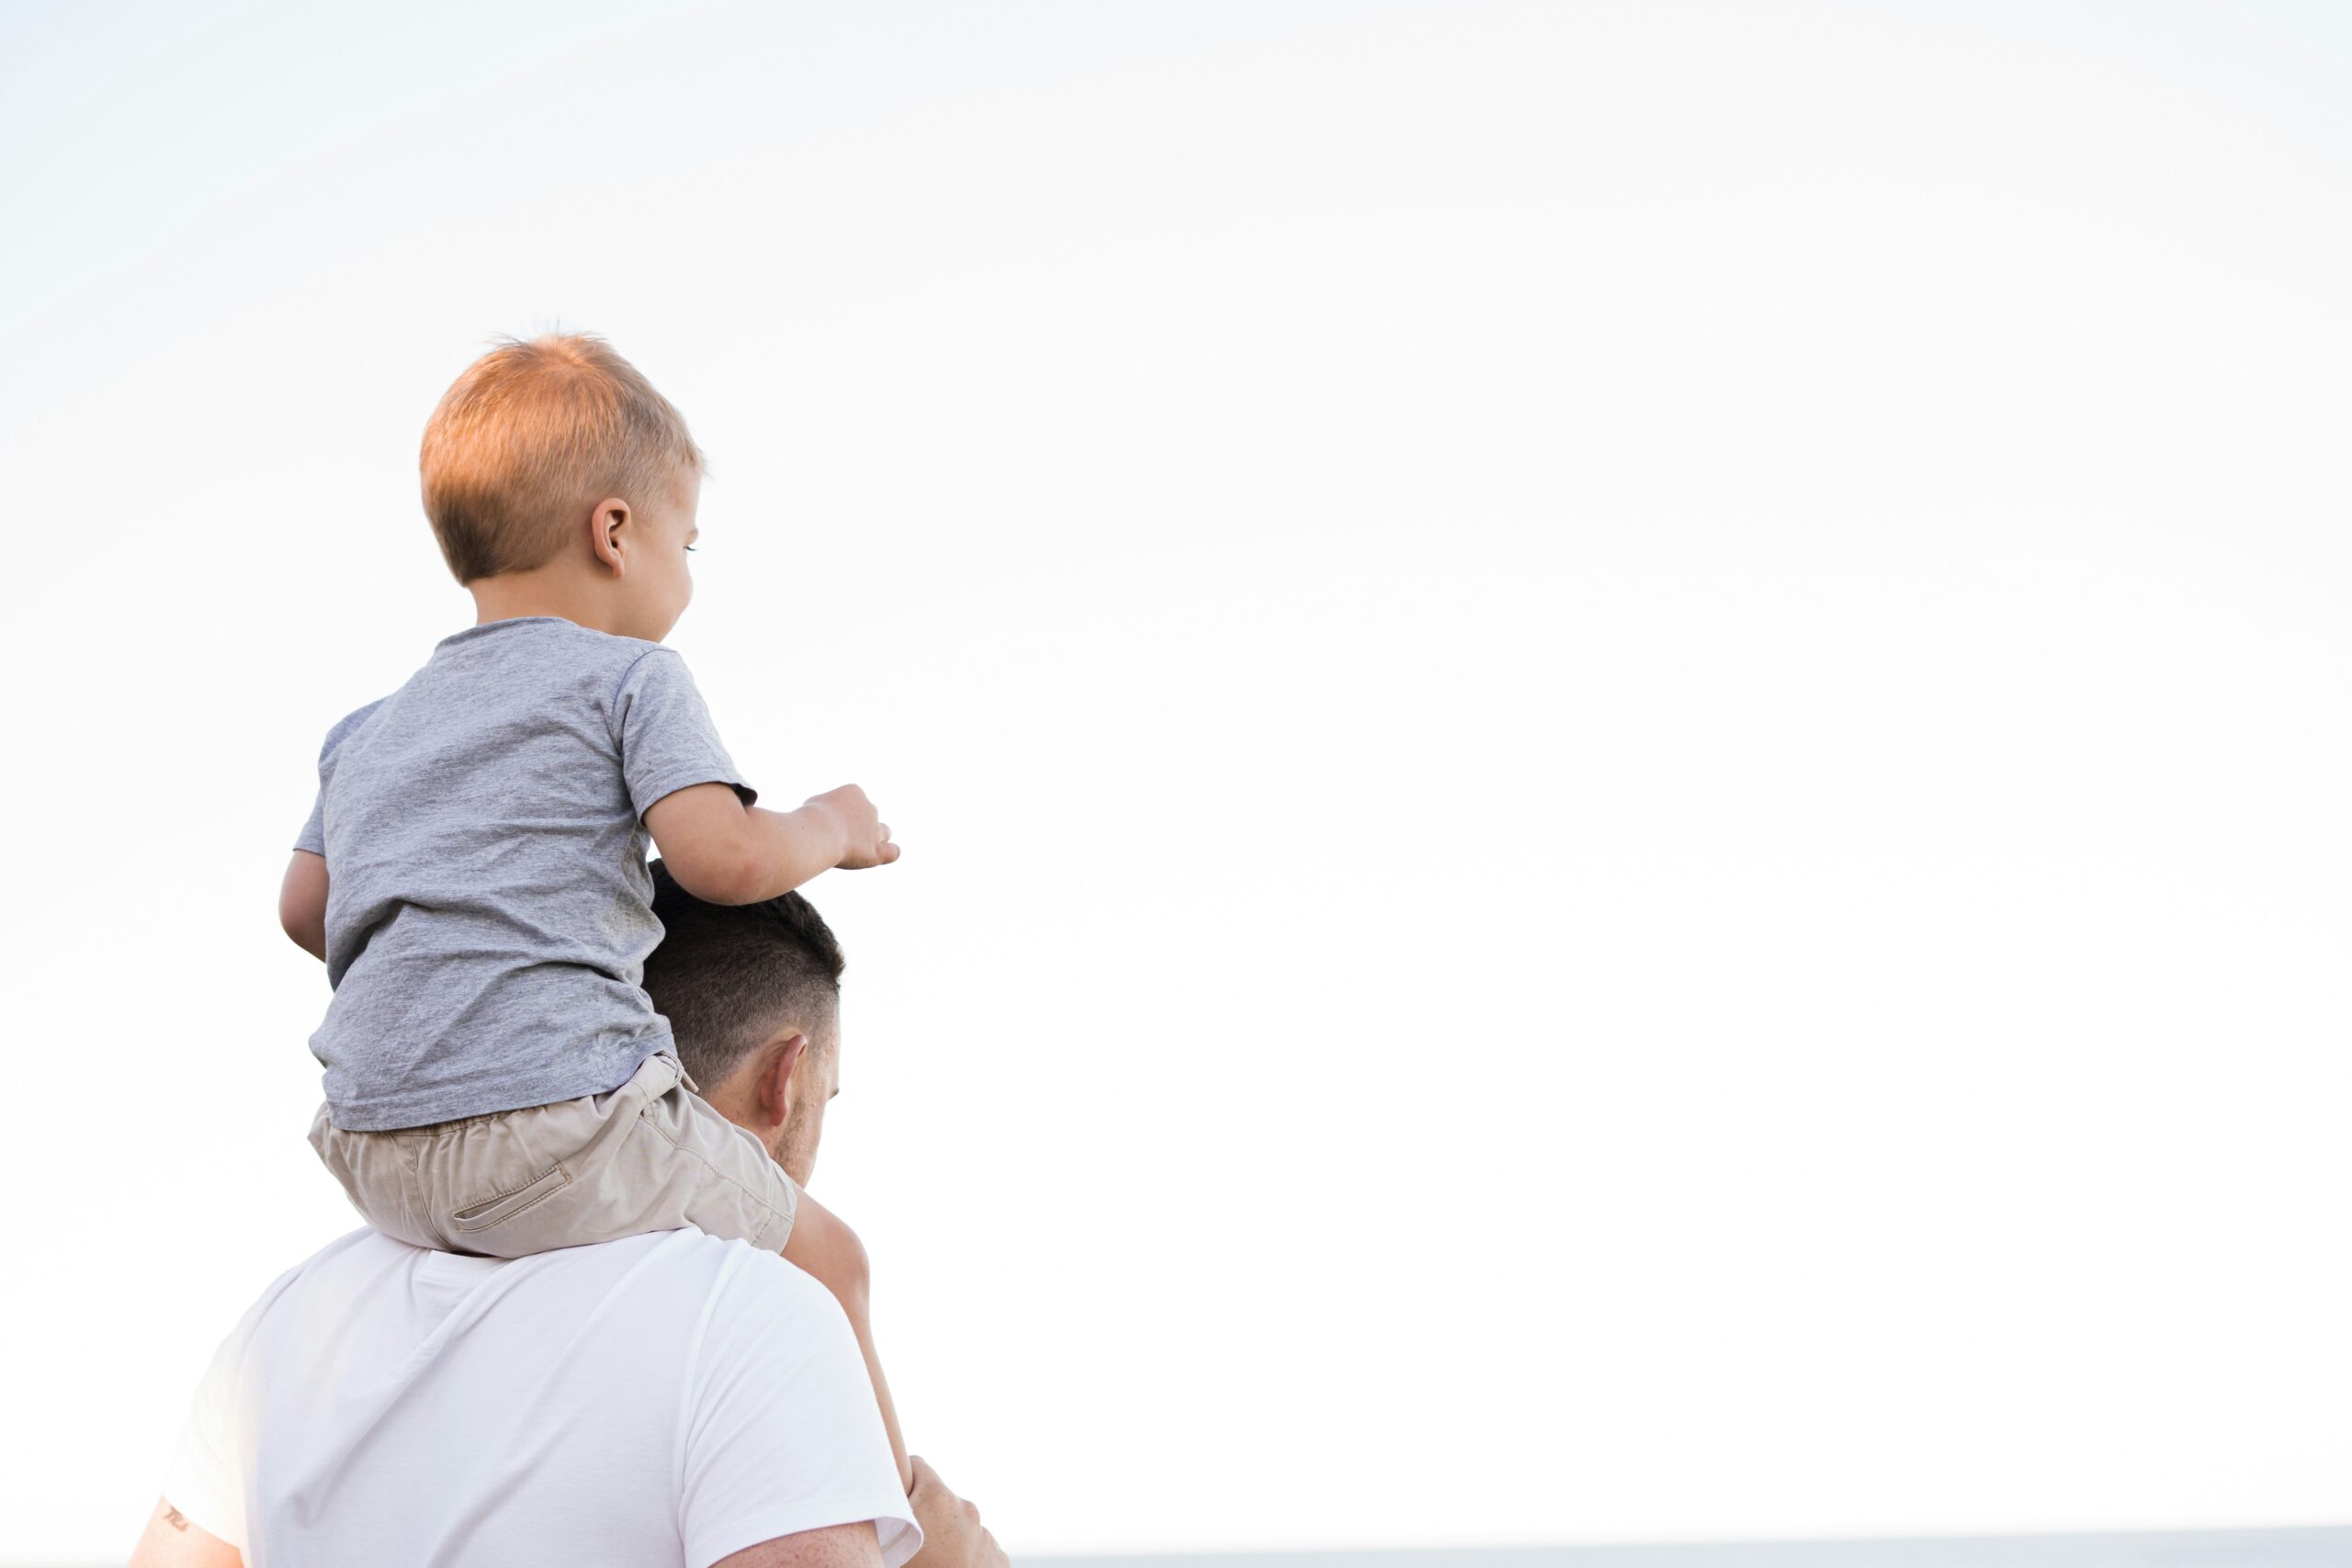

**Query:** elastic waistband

left=337, top=1051, right=684, bottom=1137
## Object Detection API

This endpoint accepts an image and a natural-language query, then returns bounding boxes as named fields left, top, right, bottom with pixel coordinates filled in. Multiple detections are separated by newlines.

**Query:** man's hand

left=802, top=784, right=899, bottom=870
left=904, top=1457, right=1007, bottom=1568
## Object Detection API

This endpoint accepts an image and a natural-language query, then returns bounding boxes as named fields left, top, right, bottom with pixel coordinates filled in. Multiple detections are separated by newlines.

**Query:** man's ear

left=586, top=495, right=631, bottom=576
left=759, top=1032, right=810, bottom=1129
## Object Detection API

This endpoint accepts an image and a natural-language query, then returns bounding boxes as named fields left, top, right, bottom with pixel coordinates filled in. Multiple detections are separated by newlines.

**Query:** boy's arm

left=783, top=1190, right=913, bottom=1493
left=646, top=783, right=899, bottom=907
left=278, top=852, right=329, bottom=961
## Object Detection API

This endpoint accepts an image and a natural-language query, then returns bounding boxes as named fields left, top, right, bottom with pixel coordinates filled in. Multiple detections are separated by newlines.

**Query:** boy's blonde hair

left=420, top=333, right=704, bottom=583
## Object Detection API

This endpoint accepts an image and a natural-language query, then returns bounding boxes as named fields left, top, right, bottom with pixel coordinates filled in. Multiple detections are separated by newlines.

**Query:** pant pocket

left=451, top=1164, right=571, bottom=1233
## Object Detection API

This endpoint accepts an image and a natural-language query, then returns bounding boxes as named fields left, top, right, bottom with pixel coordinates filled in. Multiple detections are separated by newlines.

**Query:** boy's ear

left=586, top=496, right=631, bottom=576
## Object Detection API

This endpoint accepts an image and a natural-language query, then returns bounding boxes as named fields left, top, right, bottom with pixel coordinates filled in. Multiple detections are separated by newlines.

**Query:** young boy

left=278, top=333, right=910, bottom=1483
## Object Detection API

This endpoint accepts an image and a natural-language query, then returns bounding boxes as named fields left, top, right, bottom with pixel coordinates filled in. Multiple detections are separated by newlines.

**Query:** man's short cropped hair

left=643, top=862, right=846, bottom=1089
left=418, top=333, right=705, bottom=583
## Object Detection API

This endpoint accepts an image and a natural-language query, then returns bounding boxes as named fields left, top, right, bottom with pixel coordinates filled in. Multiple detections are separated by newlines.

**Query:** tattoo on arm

left=164, top=1506, right=189, bottom=1532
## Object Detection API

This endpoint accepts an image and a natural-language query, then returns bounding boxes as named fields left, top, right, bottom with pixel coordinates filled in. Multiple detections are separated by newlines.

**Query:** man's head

left=642, top=862, right=845, bottom=1187
left=420, top=333, right=704, bottom=640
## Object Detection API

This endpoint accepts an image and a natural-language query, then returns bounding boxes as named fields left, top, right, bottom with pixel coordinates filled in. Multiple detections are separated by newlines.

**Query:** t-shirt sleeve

left=294, top=698, right=386, bottom=856
left=295, top=792, right=327, bottom=856
left=157, top=1292, right=273, bottom=1552
left=614, top=649, right=757, bottom=820
left=677, top=1249, right=921, bottom=1568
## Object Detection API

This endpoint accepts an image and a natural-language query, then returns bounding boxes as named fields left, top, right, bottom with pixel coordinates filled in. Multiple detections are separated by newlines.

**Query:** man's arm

left=646, top=783, right=897, bottom=906
left=714, top=1520, right=888, bottom=1568
left=710, top=1463, right=1008, bottom=1568
left=129, top=1496, right=240, bottom=1568
left=278, top=851, right=328, bottom=960
left=129, top=1494, right=900, bottom=1568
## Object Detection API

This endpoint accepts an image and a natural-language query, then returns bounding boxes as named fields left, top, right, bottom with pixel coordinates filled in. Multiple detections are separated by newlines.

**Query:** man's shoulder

left=550, top=1226, right=827, bottom=1303
left=695, top=1234, right=848, bottom=1317
left=248, top=1230, right=846, bottom=1384
left=237, top=1229, right=790, bottom=1363
left=209, top=1229, right=386, bottom=1359
left=265, top=1226, right=387, bottom=1290
left=263, top=1227, right=826, bottom=1312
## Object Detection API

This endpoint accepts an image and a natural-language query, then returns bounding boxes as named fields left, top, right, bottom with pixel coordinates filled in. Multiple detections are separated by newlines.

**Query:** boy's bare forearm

left=648, top=782, right=898, bottom=906
left=737, top=800, right=853, bottom=903
left=663, top=800, right=845, bottom=906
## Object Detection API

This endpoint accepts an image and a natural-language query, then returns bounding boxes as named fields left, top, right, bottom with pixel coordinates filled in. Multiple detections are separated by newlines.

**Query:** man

left=131, top=868, right=1005, bottom=1568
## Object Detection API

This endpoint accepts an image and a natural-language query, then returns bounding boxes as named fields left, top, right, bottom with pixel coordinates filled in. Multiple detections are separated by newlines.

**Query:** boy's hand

left=805, top=784, right=899, bottom=869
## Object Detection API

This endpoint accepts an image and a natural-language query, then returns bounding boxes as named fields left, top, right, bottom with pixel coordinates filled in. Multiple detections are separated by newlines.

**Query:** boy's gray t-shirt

left=298, top=617, right=753, bottom=1131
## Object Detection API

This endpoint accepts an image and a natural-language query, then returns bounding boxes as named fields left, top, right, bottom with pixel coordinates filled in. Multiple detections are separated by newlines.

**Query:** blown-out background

left=4, top=2, right=2350, bottom=1562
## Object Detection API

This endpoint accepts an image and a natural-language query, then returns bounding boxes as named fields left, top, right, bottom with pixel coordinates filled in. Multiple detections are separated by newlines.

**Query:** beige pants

left=310, top=1052, right=798, bottom=1258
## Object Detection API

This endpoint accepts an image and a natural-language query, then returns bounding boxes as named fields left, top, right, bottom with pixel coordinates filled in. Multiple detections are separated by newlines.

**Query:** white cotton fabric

left=163, top=1227, right=919, bottom=1568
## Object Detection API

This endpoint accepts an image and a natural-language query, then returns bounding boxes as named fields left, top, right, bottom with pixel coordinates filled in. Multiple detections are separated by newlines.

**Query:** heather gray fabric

left=298, top=617, right=754, bottom=1131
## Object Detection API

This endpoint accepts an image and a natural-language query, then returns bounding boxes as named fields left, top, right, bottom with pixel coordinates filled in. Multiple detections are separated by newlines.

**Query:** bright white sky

left=4, top=1, right=2350, bottom=1561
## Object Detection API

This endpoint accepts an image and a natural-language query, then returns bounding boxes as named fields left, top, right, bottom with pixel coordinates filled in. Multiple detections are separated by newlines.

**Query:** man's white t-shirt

left=164, top=1227, right=921, bottom=1568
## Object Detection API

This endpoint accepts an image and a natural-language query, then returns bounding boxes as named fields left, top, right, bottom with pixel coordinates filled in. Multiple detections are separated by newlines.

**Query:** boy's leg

left=652, top=1080, right=914, bottom=1493
left=313, top=1054, right=782, bottom=1260
left=398, top=1055, right=718, bottom=1258
left=782, top=1188, right=913, bottom=1492
left=310, top=1103, right=443, bottom=1250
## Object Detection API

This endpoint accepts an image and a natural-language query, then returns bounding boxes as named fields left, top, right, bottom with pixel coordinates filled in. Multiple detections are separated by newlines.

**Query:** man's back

left=164, top=1228, right=918, bottom=1568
